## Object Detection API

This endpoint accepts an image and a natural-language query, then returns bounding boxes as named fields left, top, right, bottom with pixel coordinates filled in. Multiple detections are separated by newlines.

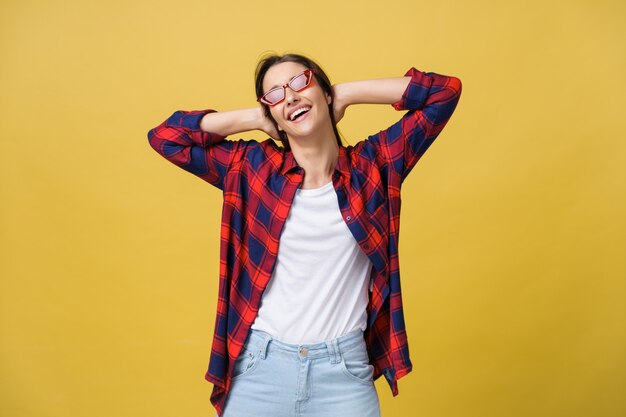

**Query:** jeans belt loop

left=325, top=338, right=341, bottom=364
left=259, top=334, right=272, bottom=359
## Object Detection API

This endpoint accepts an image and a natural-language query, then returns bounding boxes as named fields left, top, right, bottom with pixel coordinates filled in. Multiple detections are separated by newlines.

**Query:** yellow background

left=1, top=0, right=624, bottom=416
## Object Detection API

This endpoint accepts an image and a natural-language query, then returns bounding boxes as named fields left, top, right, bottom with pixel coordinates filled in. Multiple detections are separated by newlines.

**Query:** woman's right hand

left=257, top=107, right=281, bottom=141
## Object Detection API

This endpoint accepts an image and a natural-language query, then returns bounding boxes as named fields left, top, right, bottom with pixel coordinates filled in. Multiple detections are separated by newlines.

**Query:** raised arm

left=199, top=107, right=279, bottom=139
left=333, top=68, right=462, bottom=182
left=147, top=107, right=278, bottom=190
left=332, top=76, right=412, bottom=121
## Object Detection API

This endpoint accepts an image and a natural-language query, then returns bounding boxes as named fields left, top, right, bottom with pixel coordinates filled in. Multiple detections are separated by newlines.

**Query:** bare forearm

left=335, top=77, right=411, bottom=107
left=199, top=107, right=264, bottom=136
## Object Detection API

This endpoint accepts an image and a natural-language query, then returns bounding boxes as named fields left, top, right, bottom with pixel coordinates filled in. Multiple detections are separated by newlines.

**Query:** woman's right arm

left=147, top=107, right=277, bottom=190
left=199, top=107, right=279, bottom=139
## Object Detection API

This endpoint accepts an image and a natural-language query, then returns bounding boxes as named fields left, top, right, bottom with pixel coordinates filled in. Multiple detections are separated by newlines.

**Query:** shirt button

left=346, top=216, right=351, bottom=221
left=364, top=244, right=370, bottom=250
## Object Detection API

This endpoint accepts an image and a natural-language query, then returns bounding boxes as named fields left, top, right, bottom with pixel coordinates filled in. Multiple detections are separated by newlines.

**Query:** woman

left=148, top=53, right=462, bottom=417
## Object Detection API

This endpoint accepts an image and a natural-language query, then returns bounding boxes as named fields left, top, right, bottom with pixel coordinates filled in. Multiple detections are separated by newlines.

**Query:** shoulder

left=342, top=138, right=399, bottom=187
left=344, top=137, right=386, bottom=170
left=228, top=138, right=285, bottom=171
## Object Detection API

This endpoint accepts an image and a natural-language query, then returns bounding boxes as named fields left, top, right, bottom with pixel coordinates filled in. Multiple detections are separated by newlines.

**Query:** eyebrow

left=268, top=71, right=302, bottom=90
left=268, top=78, right=287, bottom=90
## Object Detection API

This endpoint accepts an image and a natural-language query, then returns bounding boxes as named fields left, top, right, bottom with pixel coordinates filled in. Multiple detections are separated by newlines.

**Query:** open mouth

left=289, top=106, right=311, bottom=121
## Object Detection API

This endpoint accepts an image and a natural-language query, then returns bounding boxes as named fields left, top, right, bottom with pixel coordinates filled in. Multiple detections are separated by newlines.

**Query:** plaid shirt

left=148, top=67, right=461, bottom=415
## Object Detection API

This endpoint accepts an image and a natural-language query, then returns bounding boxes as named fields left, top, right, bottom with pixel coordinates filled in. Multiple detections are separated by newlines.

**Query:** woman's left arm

left=333, top=68, right=462, bottom=181
left=332, top=76, right=412, bottom=122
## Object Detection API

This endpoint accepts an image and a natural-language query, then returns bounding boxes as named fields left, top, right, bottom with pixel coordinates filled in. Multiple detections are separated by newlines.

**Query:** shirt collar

left=279, top=149, right=300, bottom=176
left=279, top=146, right=351, bottom=178
left=335, top=146, right=351, bottom=178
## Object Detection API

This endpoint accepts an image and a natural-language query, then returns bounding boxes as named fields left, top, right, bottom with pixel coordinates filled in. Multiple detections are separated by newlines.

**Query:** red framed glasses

left=258, top=68, right=316, bottom=106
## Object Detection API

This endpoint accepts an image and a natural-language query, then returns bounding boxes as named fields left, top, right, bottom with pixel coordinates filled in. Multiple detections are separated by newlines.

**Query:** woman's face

left=262, top=61, right=332, bottom=139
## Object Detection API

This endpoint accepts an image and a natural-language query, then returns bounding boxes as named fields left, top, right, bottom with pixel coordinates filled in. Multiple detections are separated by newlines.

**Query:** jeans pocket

left=339, top=345, right=374, bottom=385
left=231, top=346, right=260, bottom=381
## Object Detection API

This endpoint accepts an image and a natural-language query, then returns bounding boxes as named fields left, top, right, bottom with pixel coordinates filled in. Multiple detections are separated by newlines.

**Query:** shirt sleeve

left=362, top=67, right=462, bottom=182
left=147, top=109, right=245, bottom=190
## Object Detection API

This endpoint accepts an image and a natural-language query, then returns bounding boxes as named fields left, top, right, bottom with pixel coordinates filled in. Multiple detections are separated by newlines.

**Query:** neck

left=288, top=126, right=339, bottom=189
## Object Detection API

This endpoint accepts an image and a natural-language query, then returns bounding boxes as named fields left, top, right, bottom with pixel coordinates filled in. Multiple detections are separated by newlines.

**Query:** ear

left=325, top=92, right=332, bottom=105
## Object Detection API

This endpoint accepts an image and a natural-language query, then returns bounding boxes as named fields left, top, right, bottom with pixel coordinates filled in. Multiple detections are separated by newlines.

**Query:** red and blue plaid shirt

left=148, top=67, right=461, bottom=415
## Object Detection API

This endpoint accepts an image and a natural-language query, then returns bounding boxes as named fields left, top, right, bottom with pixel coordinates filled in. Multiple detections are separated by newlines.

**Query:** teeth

left=290, top=107, right=310, bottom=121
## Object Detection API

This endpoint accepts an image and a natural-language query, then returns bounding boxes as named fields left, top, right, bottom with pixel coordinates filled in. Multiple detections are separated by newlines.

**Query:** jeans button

left=299, top=347, right=308, bottom=357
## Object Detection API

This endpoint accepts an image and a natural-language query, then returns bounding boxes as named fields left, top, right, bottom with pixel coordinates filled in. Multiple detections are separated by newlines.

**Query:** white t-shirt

left=250, top=181, right=374, bottom=344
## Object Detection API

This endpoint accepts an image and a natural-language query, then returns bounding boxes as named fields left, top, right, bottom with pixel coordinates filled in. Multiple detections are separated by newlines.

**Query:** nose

left=285, top=87, right=299, bottom=105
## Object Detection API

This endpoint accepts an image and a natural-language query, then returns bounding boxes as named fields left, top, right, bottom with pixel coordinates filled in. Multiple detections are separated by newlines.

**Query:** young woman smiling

left=148, top=53, right=462, bottom=417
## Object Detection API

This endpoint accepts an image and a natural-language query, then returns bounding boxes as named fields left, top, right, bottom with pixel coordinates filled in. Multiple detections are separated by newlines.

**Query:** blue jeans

left=219, top=328, right=381, bottom=417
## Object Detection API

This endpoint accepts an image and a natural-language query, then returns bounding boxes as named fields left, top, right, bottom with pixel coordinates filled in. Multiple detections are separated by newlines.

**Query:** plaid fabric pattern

left=147, top=67, right=462, bottom=415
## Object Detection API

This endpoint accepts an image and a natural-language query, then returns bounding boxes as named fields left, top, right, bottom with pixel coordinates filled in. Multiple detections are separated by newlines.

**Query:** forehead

left=262, top=61, right=309, bottom=91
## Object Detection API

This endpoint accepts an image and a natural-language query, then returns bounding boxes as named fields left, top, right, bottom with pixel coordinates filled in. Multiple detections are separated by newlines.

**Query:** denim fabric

left=218, top=328, right=381, bottom=417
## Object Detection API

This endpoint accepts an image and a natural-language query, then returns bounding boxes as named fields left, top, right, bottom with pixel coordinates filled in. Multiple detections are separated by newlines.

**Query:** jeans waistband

left=243, top=328, right=366, bottom=362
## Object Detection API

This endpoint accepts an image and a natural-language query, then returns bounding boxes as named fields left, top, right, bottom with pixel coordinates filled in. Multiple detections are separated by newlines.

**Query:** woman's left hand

left=331, top=84, right=348, bottom=123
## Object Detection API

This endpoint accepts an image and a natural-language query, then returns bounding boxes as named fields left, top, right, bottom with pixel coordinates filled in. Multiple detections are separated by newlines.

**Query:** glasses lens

left=260, top=69, right=313, bottom=105
left=290, top=70, right=312, bottom=91
left=262, top=88, right=285, bottom=105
